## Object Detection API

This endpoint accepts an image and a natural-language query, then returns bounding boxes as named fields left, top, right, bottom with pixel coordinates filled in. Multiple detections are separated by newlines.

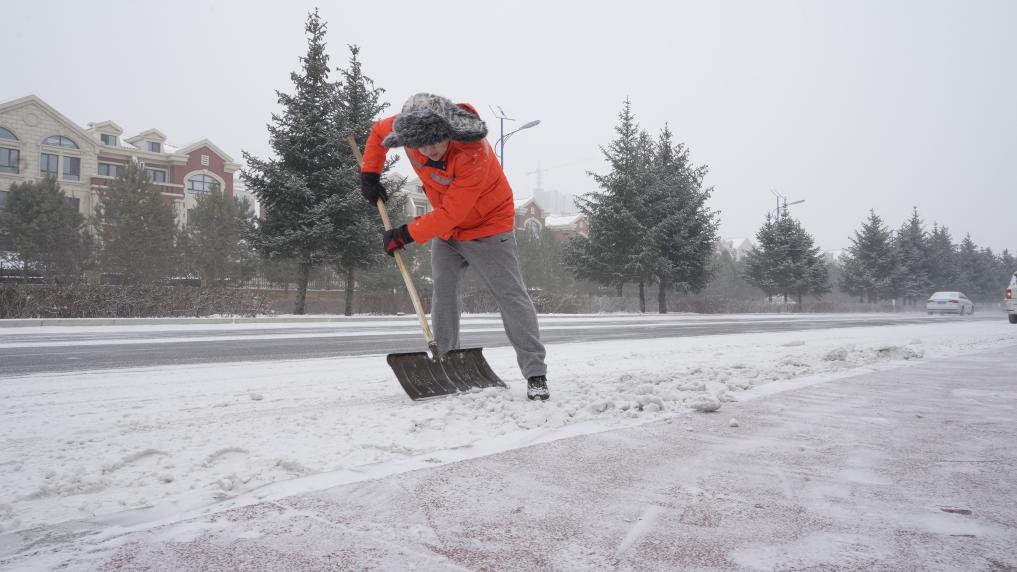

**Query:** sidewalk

left=4, top=347, right=1016, bottom=571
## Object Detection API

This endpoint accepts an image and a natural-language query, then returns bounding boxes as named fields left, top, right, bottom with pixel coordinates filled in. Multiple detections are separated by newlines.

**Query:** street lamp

left=771, top=189, right=805, bottom=220
left=495, top=119, right=540, bottom=168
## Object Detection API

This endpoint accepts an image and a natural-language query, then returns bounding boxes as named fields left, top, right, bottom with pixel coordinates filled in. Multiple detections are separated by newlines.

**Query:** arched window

left=43, top=135, right=79, bottom=148
left=187, top=174, right=218, bottom=193
left=0, top=127, right=17, bottom=140
left=524, top=219, right=541, bottom=236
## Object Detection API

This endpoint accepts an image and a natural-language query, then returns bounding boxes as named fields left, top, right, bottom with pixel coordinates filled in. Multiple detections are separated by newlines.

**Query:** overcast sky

left=3, top=0, right=1014, bottom=252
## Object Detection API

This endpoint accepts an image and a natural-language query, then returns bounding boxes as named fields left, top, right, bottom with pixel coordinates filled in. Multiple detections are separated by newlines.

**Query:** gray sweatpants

left=430, top=230, right=547, bottom=379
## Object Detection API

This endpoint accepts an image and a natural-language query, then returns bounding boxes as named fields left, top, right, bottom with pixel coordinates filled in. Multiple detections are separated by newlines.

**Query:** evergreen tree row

left=0, top=163, right=257, bottom=288
left=839, top=208, right=1014, bottom=303
left=0, top=161, right=258, bottom=287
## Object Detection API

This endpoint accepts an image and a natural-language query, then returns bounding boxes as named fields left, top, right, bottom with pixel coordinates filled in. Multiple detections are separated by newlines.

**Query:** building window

left=0, top=148, right=18, bottom=174
left=40, top=153, right=59, bottom=177
left=0, top=127, right=17, bottom=141
left=100, top=133, right=117, bottom=146
left=145, top=168, right=167, bottom=183
left=98, top=162, right=122, bottom=177
left=148, top=141, right=161, bottom=153
left=201, top=154, right=209, bottom=166
left=63, top=156, right=81, bottom=181
left=43, top=135, right=79, bottom=148
left=64, top=196, right=80, bottom=212
left=414, top=203, right=426, bottom=217
left=187, top=174, right=216, bottom=193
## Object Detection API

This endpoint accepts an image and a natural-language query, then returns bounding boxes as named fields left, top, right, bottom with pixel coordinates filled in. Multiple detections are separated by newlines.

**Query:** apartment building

left=0, top=95, right=240, bottom=225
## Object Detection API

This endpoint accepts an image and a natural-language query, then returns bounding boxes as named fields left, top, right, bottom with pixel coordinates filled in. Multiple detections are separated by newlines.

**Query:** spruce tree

left=973, top=247, right=999, bottom=301
left=744, top=210, right=829, bottom=306
left=743, top=214, right=782, bottom=299
left=893, top=208, right=932, bottom=306
left=954, top=233, right=980, bottom=298
left=999, top=249, right=1016, bottom=287
left=332, top=44, right=398, bottom=316
left=838, top=210, right=896, bottom=303
left=926, top=223, right=957, bottom=292
left=242, top=9, right=348, bottom=314
left=93, top=161, right=179, bottom=284
left=0, top=178, right=90, bottom=284
left=642, top=125, right=719, bottom=313
left=566, top=99, right=651, bottom=302
left=183, top=183, right=257, bottom=286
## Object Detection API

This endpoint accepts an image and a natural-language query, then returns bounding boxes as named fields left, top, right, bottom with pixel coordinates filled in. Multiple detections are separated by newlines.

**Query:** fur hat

left=382, top=93, right=488, bottom=148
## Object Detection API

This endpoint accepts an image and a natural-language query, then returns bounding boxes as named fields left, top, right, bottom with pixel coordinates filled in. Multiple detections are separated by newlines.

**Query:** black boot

left=527, top=375, right=550, bottom=401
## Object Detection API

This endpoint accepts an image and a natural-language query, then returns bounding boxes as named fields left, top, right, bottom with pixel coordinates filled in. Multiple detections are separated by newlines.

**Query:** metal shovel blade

left=386, top=347, right=506, bottom=401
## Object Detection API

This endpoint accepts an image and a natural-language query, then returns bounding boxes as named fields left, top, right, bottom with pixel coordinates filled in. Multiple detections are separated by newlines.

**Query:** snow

left=1, top=317, right=1015, bottom=542
left=545, top=214, right=581, bottom=226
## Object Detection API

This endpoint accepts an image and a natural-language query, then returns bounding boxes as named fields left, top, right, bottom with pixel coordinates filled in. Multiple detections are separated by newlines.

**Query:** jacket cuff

left=400, top=224, right=415, bottom=244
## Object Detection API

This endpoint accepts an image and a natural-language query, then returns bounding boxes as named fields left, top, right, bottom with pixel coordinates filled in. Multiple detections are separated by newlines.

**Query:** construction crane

left=525, top=159, right=595, bottom=189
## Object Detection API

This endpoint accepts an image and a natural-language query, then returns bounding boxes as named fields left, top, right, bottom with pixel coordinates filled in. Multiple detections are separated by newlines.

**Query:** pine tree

left=999, top=249, right=1016, bottom=289
left=642, top=125, right=719, bottom=313
left=926, top=223, right=957, bottom=292
left=332, top=44, right=397, bottom=316
left=973, top=247, right=999, bottom=301
left=566, top=99, right=651, bottom=304
left=242, top=9, right=348, bottom=314
left=94, top=161, right=180, bottom=284
left=893, top=208, right=931, bottom=306
left=743, top=214, right=782, bottom=299
left=0, top=177, right=89, bottom=283
left=744, top=210, right=829, bottom=306
left=838, top=210, right=896, bottom=302
left=704, top=249, right=763, bottom=303
left=955, top=233, right=979, bottom=298
left=182, top=183, right=257, bottom=286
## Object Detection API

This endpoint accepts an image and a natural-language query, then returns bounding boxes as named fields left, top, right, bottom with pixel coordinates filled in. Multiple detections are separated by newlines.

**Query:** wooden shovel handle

left=346, top=135, right=436, bottom=352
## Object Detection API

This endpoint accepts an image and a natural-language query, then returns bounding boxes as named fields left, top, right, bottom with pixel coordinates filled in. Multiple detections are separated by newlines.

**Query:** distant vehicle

left=926, top=291, right=974, bottom=316
left=1006, top=272, right=1017, bottom=324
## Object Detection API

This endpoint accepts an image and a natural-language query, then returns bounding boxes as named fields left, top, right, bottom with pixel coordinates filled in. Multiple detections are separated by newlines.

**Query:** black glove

left=360, top=172, right=388, bottom=204
left=382, top=224, right=414, bottom=256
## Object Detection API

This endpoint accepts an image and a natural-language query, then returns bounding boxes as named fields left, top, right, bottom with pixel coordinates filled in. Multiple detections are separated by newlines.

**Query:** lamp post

left=771, top=189, right=805, bottom=220
left=495, top=119, right=540, bottom=168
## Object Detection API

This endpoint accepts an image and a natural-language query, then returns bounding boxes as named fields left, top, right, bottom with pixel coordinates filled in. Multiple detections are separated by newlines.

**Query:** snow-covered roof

left=174, top=139, right=232, bottom=161
left=126, top=128, right=167, bottom=144
left=87, top=120, right=124, bottom=135
left=514, top=197, right=534, bottom=210
left=546, top=214, right=581, bottom=227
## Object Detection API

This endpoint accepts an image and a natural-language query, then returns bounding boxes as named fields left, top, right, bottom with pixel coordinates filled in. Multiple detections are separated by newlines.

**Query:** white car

left=926, top=291, right=974, bottom=315
left=1006, top=272, right=1016, bottom=324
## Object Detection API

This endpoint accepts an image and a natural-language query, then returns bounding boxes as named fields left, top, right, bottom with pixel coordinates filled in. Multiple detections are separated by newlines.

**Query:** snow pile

left=1, top=319, right=1014, bottom=534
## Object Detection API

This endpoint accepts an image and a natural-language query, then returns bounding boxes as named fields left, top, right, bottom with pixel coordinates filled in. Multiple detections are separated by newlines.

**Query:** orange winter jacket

left=360, top=104, right=516, bottom=244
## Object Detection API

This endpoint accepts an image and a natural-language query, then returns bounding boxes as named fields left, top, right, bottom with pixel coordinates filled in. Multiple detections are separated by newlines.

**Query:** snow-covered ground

left=1, top=317, right=1015, bottom=538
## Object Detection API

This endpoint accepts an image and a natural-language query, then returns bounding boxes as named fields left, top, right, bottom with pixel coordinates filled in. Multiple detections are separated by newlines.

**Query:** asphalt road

left=0, top=312, right=1000, bottom=377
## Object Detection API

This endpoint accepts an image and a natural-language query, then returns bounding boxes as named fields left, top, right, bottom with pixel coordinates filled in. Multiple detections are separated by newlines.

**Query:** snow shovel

left=347, top=135, right=505, bottom=400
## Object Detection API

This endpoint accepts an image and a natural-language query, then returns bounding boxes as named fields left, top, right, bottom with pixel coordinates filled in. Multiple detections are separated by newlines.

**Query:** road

left=0, top=312, right=999, bottom=377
